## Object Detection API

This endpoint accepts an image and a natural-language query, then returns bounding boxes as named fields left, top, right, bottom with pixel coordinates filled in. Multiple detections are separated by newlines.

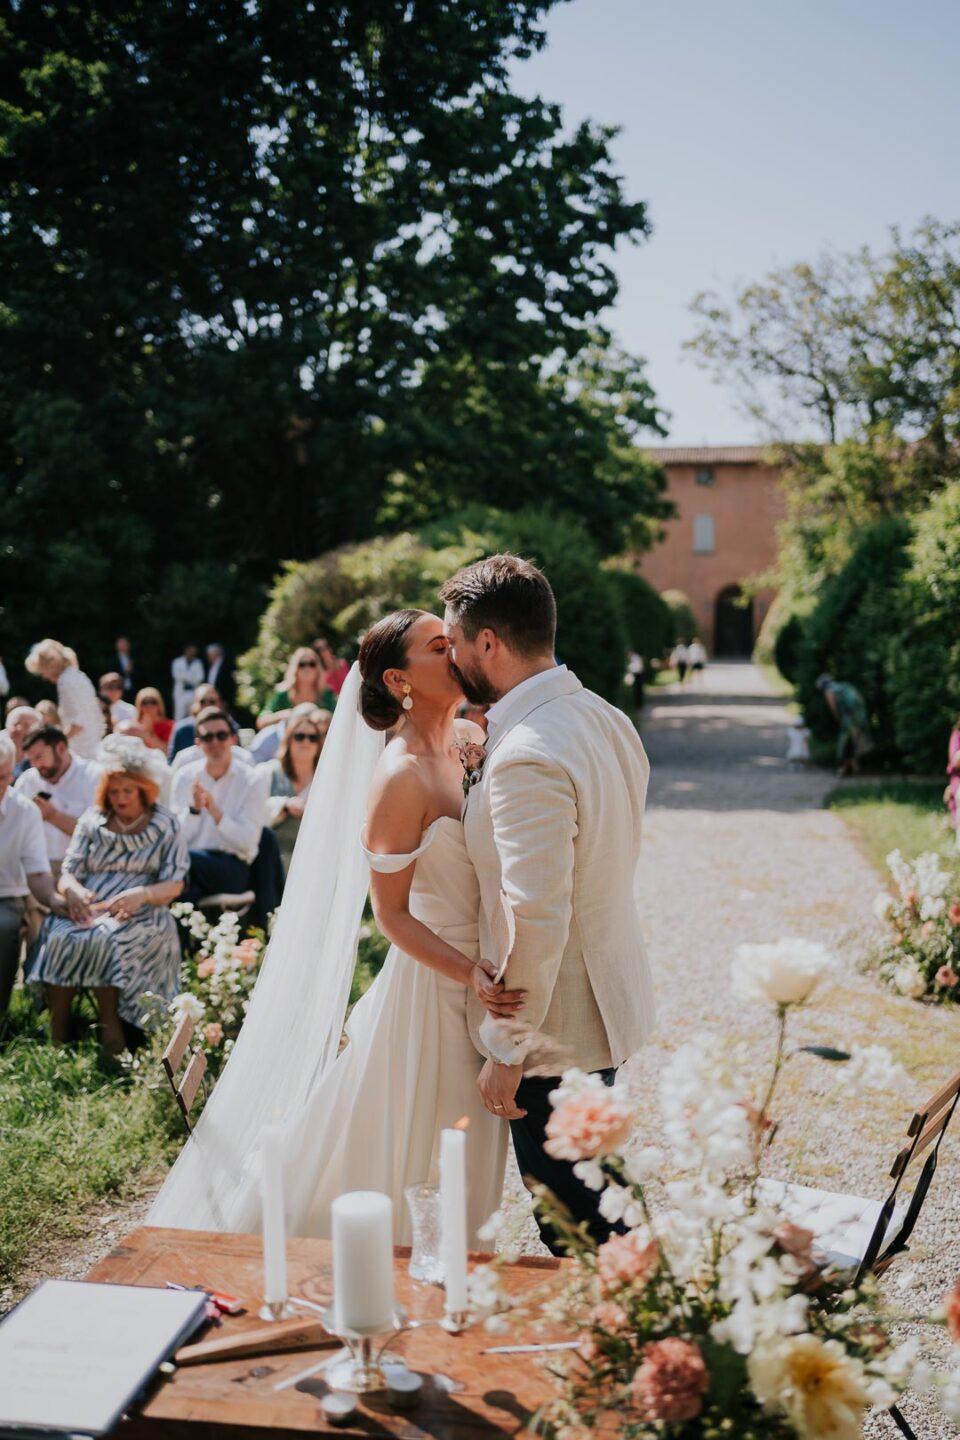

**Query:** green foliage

left=0, top=1, right=666, bottom=693
left=661, top=589, right=699, bottom=644
left=795, top=518, right=911, bottom=756
left=888, top=482, right=960, bottom=771
left=829, top=781, right=954, bottom=876
left=242, top=505, right=631, bottom=707
left=772, top=614, right=805, bottom=685
left=0, top=1012, right=180, bottom=1291
left=602, top=566, right=673, bottom=664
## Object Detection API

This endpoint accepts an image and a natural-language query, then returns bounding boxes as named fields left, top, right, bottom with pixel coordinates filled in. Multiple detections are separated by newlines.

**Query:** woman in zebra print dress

left=30, top=738, right=188, bottom=1052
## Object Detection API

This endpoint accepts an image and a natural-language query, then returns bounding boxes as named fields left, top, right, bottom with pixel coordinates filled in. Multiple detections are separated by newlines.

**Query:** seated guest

left=29, top=737, right=186, bottom=1052
left=36, top=698, right=62, bottom=729
left=0, top=735, right=67, bottom=1016
left=256, top=646, right=334, bottom=731
left=15, top=726, right=101, bottom=875
left=5, top=695, right=31, bottom=720
left=5, top=704, right=41, bottom=778
left=135, top=687, right=173, bottom=751
left=171, top=724, right=254, bottom=773
left=168, top=683, right=220, bottom=760
left=171, top=707, right=265, bottom=902
left=312, top=637, right=351, bottom=697
left=265, top=707, right=329, bottom=872
left=99, top=673, right=136, bottom=726
left=25, top=639, right=106, bottom=760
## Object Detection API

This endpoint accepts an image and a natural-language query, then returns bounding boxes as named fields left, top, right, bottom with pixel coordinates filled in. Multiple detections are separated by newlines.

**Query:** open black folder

left=0, top=1279, right=207, bottom=1437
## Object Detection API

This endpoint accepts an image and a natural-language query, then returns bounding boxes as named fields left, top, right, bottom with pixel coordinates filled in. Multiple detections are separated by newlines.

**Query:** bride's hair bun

left=357, top=609, right=427, bottom=733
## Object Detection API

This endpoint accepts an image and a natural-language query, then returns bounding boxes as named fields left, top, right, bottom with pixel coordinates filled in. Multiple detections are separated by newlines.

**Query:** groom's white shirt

left=463, top=665, right=654, bottom=1073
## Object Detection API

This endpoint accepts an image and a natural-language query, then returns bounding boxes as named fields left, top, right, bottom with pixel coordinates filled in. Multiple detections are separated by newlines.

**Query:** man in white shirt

left=99, top=672, right=137, bottom=726
left=14, top=725, right=101, bottom=872
left=0, top=735, right=66, bottom=1014
left=171, top=707, right=266, bottom=901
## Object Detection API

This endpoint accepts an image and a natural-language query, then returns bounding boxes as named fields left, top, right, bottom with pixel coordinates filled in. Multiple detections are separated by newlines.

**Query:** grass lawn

left=0, top=991, right=180, bottom=1295
left=828, top=779, right=956, bottom=877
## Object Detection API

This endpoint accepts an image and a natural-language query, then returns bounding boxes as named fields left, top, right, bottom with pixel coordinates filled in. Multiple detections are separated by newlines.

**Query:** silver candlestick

left=319, top=1306, right=408, bottom=1392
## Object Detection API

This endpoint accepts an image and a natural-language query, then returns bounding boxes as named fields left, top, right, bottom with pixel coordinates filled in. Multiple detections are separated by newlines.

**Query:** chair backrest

left=161, top=1013, right=208, bottom=1134
left=858, top=1062, right=960, bottom=1280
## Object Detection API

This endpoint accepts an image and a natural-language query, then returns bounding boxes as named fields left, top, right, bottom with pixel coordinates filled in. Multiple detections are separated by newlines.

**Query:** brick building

left=638, top=446, right=787, bottom=656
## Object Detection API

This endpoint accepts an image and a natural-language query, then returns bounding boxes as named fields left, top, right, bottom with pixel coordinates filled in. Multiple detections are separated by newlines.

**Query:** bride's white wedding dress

left=149, top=665, right=507, bottom=1246
left=282, top=816, right=508, bottom=1245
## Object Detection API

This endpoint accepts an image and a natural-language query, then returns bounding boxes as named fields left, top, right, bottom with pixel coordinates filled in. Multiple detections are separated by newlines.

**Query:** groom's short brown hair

left=439, top=553, right=556, bottom=656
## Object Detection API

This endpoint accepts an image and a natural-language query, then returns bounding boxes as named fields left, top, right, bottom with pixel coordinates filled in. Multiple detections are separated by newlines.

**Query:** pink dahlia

left=936, top=965, right=958, bottom=988
left=631, top=1338, right=710, bottom=1422
left=544, top=1091, right=634, bottom=1162
left=597, top=1232, right=659, bottom=1293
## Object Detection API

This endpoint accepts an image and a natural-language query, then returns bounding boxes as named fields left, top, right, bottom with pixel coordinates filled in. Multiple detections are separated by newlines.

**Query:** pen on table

left=165, top=1280, right=244, bottom=1315
left=482, top=1340, right=579, bottom=1354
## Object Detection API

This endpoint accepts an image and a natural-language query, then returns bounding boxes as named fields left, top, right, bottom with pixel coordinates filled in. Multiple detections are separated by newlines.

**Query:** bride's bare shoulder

left=453, top=718, right=486, bottom=745
left=366, top=746, right=429, bottom=853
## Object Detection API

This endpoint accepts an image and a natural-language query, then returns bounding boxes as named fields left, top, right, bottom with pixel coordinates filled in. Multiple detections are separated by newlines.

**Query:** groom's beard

left=448, top=659, right=499, bottom=707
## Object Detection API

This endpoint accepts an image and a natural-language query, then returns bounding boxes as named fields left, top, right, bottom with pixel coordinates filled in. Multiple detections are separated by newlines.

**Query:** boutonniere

left=453, top=738, right=486, bottom=798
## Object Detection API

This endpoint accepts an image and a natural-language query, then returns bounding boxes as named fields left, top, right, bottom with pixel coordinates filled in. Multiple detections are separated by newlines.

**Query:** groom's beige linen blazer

left=463, top=666, right=654, bottom=1074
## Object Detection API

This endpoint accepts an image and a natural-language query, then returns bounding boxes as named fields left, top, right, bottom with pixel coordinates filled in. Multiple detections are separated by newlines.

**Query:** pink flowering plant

left=872, top=850, right=960, bottom=1004
left=477, top=940, right=951, bottom=1439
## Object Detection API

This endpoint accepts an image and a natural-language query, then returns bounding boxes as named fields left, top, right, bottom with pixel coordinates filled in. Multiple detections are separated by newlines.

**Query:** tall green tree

left=1, top=1, right=665, bottom=688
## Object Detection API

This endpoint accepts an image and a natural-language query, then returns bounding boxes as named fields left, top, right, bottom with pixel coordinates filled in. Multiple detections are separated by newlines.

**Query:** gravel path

left=624, top=664, right=960, bottom=1436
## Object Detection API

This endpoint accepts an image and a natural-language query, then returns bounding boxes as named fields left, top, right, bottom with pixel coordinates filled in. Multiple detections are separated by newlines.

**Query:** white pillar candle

left=331, top=1192, right=395, bottom=1334
left=261, top=1124, right=287, bottom=1305
left=440, top=1128, right=468, bottom=1314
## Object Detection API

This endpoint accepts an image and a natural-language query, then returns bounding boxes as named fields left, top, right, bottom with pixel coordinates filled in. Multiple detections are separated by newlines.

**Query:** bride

left=148, top=609, right=518, bottom=1244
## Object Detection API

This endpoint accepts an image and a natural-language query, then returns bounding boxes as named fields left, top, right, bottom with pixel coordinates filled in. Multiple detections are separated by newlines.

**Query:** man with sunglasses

left=171, top=706, right=266, bottom=902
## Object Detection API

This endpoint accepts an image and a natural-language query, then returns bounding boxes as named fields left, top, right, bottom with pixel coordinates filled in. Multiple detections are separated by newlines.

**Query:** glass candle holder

left=405, top=1183, right=445, bottom=1284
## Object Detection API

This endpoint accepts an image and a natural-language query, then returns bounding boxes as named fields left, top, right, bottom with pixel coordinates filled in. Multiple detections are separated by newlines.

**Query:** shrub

left=795, top=517, right=912, bottom=758
left=242, top=506, right=631, bottom=710
left=602, top=567, right=673, bottom=666
left=888, top=482, right=960, bottom=772
left=661, top=589, right=699, bottom=644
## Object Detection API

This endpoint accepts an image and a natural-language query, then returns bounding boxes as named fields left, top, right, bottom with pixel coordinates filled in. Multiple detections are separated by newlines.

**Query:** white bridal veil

left=148, top=664, right=385, bottom=1231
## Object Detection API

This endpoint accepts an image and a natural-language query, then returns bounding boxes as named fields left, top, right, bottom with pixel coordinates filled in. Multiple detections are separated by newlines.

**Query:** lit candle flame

left=454, top=1116, right=470, bottom=1131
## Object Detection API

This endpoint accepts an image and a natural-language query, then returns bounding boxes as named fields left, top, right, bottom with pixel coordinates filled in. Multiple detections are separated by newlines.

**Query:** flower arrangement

left=453, top=737, right=486, bottom=797
left=162, top=903, right=268, bottom=1074
left=479, top=938, right=959, bottom=1439
left=872, top=850, right=960, bottom=1002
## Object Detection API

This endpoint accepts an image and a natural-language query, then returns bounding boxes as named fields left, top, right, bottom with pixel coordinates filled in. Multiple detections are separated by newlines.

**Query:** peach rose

left=196, top=958, right=215, bottom=979
left=597, top=1232, right=659, bottom=1293
left=233, top=939, right=261, bottom=969
left=774, top=1220, right=817, bottom=1275
left=936, top=966, right=959, bottom=989
left=544, top=1091, right=634, bottom=1162
left=921, top=921, right=935, bottom=937
left=949, top=902, right=960, bottom=927
left=945, top=1278, right=960, bottom=1342
left=203, top=1022, right=224, bottom=1046
left=631, top=1338, right=710, bottom=1422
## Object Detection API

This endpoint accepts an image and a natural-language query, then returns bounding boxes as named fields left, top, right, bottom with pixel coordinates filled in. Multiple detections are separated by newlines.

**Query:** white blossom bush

left=872, top=850, right=960, bottom=1003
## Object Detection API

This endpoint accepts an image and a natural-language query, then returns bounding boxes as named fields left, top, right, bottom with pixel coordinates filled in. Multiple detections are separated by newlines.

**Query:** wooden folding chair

left=161, top=1012, right=208, bottom=1134
left=762, top=1064, right=960, bottom=1440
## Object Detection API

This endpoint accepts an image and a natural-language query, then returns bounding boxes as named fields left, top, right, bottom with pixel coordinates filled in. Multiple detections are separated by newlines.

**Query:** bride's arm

left=367, top=766, right=524, bottom=1016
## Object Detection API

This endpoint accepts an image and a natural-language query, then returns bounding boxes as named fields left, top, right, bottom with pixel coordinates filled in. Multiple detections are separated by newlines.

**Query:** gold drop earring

left=401, top=683, right=413, bottom=711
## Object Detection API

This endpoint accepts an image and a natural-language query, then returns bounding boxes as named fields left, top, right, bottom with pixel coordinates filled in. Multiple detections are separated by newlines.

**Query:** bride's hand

left=471, top=960, right=526, bottom=1019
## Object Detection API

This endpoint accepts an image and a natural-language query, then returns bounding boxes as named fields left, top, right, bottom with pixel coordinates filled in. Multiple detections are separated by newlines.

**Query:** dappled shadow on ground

left=639, top=673, right=834, bottom=814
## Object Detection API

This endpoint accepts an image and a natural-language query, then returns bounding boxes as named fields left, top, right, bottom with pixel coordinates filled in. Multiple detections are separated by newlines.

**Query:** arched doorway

left=714, top=585, right=754, bottom=657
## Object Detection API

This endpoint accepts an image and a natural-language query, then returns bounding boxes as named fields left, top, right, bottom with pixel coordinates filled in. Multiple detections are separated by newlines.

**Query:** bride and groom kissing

left=150, top=553, right=654, bottom=1257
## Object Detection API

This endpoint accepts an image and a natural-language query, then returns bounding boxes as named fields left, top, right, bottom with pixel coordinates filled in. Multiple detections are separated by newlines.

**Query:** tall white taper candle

left=440, top=1127, right=468, bottom=1314
left=331, top=1192, right=395, bottom=1333
left=260, top=1124, right=287, bottom=1305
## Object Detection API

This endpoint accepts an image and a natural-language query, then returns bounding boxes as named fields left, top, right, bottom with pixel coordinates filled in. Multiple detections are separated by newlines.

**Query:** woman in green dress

left=255, top=646, right=335, bottom=733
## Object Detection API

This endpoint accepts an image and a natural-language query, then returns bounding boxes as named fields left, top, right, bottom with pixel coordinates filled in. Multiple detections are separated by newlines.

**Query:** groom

left=440, top=554, right=654, bottom=1255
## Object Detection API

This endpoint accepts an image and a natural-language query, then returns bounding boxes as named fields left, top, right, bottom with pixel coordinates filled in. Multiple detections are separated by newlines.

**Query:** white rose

left=170, top=992, right=205, bottom=1023
left=893, top=962, right=926, bottom=999
left=731, top=938, right=832, bottom=1007
left=872, top=893, right=893, bottom=922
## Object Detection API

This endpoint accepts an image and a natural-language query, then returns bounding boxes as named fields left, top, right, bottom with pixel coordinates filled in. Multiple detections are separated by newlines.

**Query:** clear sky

left=512, top=0, right=960, bottom=444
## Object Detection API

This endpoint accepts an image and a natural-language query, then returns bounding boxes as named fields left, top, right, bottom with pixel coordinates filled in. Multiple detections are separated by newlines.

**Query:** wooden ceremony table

left=86, top=1226, right=571, bottom=1440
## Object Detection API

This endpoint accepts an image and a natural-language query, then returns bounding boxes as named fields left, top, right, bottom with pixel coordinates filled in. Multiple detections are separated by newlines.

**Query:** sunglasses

left=140, top=698, right=160, bottom=707
left=291, top=731, right=320, bottom=743
left=298, top=660, right=319, bottom=669
left=198, top=730, right=231, bottom=743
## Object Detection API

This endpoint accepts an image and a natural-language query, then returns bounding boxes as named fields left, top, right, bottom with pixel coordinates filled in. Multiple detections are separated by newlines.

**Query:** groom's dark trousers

left=511, top=1069, right=623, bottom=1257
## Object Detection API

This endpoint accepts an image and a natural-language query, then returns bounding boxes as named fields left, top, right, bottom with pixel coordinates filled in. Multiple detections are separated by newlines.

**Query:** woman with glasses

left=135, top=687, right=173, bottom=751
left=265, top=706, right=331, bottom=872
left=255, top=646, right=335, bottom=732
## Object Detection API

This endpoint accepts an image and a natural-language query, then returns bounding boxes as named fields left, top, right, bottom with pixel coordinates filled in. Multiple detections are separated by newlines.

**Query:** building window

left=696, top=467, right=716, bottom=487
left=693, top=514, right=715, bottom=554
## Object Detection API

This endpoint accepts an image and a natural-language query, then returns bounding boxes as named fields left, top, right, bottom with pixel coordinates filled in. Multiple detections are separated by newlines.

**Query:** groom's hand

left=471, top=960, right=526, bottom=1018
left=478, top=1059, right=525, bottom=1120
